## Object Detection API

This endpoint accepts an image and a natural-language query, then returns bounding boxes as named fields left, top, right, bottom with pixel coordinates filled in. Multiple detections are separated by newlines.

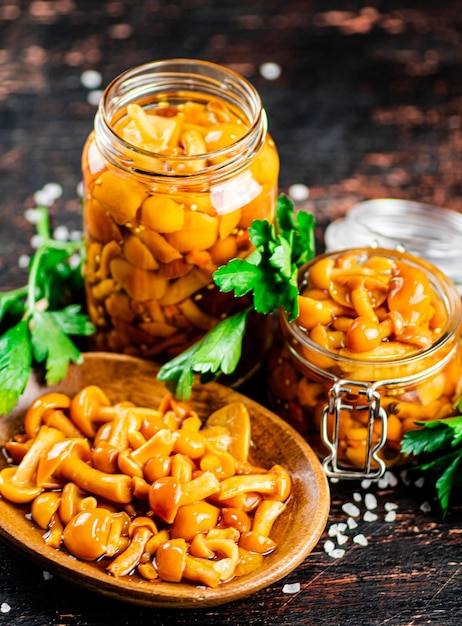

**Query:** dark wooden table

left=1, top=2, right=462, bottom=624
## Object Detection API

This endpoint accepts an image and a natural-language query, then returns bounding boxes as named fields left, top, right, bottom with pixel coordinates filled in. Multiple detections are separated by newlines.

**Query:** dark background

left=1, top=2, right=462, bottom=625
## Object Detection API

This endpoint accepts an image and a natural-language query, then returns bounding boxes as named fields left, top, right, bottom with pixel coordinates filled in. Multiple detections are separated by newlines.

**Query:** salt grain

left=364, top=493, right=377, bottom=510
left=87, top=90, right=104, bottom=106
left=385, top=471, right=398, bottom=487
left=288, top=183, right=310, bottom=202
left=42, top=571, right=53, bottom=581
left=384, top=502, right=398, bottom=511
left=353, top=534, right=368, bottom=547
left=18, top=254, right=30, bottom=269
left=415, top=477, right=425, bottom=488
left=282, top=582, right=300, bottom=594
left=337, top=533, right=349, bottom=546
left=347, top=517, right=358, bottom=530
left=420, top=501, right=432, bottom=513
left=400, top=469, right=411, bottom=486
left=31, top=234, right=43, bottom=249
left=361, top=479, right=372, bottom=490
left=80, top=69, right=102, bottom=90
left=378, top=471, right=398, bottom=489
left=1, top=603, right=11, bottom=613
left=342, top=502, right=360, bottom=517
left=24, top=208, right=41, bottom=224
left=328, top=524, right=339, bottom=537
left=41, top=182, right=63, bottom=201
left=259, top=62, right=282, bottom=81
left=385, top=511, right=396, bottom=523
left=363, top=511, right=378, bottom=522
left=329, top=548, right=346, bottom=559
left=53, top=225, right=70, bottom=241
left=353, top=492, right=362, bottom=502
left=324, top=539, right=335, bottom=554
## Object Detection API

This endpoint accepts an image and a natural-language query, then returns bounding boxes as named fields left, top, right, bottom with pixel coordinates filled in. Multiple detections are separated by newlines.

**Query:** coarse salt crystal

left=80, top=69, right=102, bottom=90
left=385, top=511, right=396, bottom=523
left=363, top=511, right=378, bottom=522
left=415, top=477, right=425, bottom=488
left=337, top=533, right=349, bottom=546
left=353, top=492, right=362, bottom=502
left=18, top=254, right=30, bottom=269
left=70, top=229, right=83, bottom=241
left=361, top=479, right=372, bottom=489
left=42, top=182, right=63, bottom=200
left=347, top=517, right=358, bottom=530
left=400, top=469, right=411, bottom=485
left=288, top=183, right=310, bottom=202
left=329, top=548, right=346, bottom=559
left=31, top=234, right=44, bottom=249
left=378, top=471, right=397, bottom=489
left=328, top=524, right=339, bottom=537
left=364, top=493, right=377, bottom=510
left=324, top=539, right=336, bottom=554
left=43, top=571, right=53, bottom=581
left=87, top=89, right=103, bottom=106
left=342, top=502, right=360, bottom=517
left=353, top=534, right=368, bottom=547
left=53, top=225, right=70, bottom=241
left=1, top=603, right=11, bottom=613
left=420, top=501, right=432, bottom=513
left=259, top=62, right=282, bottom=81
left=282, top=582, right=300, bottom=594
left=385, top=471, right=398, bottom=487
left=384, top=502, right=398, bottom=511
left=24, top=208, right=41, bottom=224
left=69, top=253, right=82, bottom=269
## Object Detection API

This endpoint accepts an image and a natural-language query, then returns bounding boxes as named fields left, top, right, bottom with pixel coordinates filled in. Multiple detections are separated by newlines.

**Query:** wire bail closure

left=321, top=379, right=388, bottom=480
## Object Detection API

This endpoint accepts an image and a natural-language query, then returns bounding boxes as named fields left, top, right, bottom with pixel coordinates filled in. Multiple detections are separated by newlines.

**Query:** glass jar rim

left=95, top=58, right=267, bottom=176
left=280, top=246, right=462, bottom=374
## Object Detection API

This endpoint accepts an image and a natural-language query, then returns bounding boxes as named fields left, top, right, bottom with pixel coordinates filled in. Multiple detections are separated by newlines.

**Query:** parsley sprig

left=0, top=206, right=94, bottom=416
left=157, top=195, right=315, bottom=400
left=401, top=404, right=462, bottom=518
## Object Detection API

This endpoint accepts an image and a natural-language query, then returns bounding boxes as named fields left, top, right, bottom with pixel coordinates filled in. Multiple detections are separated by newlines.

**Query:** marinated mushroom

left=0, top=387, right=293, bottom=588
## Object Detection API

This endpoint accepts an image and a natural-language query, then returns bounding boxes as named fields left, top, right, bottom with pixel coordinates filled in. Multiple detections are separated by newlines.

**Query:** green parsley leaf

left=212, top=257, right=262, bottom=298
left=49, top=304, right=95, bottom=337
left=0, top=289, right=27, bottom=327
left=214, top=195, right=314, bottom=322
left=158, top=194, right=316, bottom=400
left=0, top=321, right=32, bottom=415
left=158, top=308, right=250, bottom=400
left=400, top=420, right=455, bottom=456
left=401, top=415, right=462, bottom=518
left=31, top=310, right=83, bottom=385
left=0, top=204, right=94, bottom=415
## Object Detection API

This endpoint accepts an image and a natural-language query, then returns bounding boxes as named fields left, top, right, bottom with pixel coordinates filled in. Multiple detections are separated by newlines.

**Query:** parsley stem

left=26, top=245, right=47, bottom=315
left=25, top=206, right=82, bottom=315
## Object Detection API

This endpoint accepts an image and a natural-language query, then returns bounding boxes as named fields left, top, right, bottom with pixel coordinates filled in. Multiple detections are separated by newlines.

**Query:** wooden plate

left=0, top=352, right=330, bottom=608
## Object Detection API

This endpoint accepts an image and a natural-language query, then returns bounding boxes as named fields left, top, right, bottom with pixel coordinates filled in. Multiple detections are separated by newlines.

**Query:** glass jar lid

left=324, top=199, right=462, bottom=293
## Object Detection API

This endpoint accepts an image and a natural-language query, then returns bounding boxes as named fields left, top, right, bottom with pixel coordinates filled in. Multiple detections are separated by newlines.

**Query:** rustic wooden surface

left=1, top=1, right=462, bottom=624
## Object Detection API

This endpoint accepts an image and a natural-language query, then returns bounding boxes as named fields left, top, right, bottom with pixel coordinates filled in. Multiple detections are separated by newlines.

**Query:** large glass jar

left=268, top=247, right=462, bottom=479
left=82, top=59, right=279, bottom=379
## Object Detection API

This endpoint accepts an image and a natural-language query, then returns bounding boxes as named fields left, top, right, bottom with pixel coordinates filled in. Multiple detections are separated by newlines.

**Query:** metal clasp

left=321, top=379, right=387, bottom=480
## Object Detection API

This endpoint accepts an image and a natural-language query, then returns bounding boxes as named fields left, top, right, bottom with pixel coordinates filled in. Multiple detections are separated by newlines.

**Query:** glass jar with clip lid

left=268, top=246, right=462, bottom=479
